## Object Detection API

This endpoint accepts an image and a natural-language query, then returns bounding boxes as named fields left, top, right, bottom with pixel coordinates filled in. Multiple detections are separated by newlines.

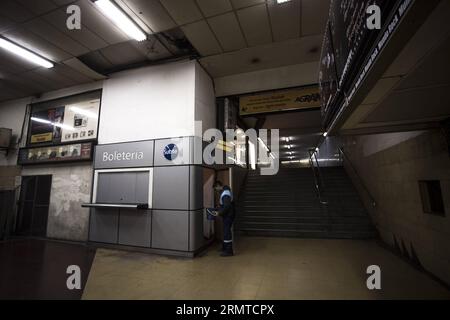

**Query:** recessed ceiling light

left=323, top=132, right=328, bottom=137
left=95, top=0, right=146, bottom=42
left=0, top=38, right=53, bottom=69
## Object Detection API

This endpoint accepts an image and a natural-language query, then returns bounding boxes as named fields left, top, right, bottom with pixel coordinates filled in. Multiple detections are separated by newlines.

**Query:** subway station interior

left=0, top=0, right=449, bottom=301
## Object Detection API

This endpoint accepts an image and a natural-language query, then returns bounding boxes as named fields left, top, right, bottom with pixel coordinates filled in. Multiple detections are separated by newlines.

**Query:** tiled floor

left=82, top=237, right=450, bottom=300
left=0, top=239, right=95, bottom=300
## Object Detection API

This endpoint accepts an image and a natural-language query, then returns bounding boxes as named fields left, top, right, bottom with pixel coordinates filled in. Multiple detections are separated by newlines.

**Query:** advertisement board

left=61, top=99, right=100, bottom=143
left=18, top=142, right=94, bottom=165
left=29, top=107, right=65, bottom=144
left=239, top=86, right=320, bottom=116
left=29, top=97, right=100, bottom=146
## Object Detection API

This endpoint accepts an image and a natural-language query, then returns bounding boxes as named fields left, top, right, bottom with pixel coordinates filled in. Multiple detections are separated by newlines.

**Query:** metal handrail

left=338, top=147, right=376, bottom=208
left=308, top=149, right=328, bottom=205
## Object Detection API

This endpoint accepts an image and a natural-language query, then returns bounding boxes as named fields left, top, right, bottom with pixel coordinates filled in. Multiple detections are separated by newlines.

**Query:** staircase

left=235, top=167, right=376, bottom=239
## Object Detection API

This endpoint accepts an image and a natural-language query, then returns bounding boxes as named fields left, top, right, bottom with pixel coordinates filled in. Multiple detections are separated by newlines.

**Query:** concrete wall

left=99, top=60, right=196, bottom=144
left=0, top=97, right=31, bottom=167
left=195, top=63, right=216, bottom=134
left=21, top=163, right=93, bottom=241
left=342, top=129, right=450, bottom=285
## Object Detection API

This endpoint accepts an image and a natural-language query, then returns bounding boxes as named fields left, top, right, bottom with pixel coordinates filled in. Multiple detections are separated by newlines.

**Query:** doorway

left=16, top=175, right=52, bottom=237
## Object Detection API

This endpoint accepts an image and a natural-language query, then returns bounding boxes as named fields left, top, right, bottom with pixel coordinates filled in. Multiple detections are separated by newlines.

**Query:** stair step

left=238, top=167, right=373, bottom=240
left=236, top=229, right=376, bottom=239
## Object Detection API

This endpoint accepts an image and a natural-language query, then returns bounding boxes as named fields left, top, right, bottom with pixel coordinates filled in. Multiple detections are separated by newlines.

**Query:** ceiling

left=0, top=0, right=329, bottom=103
left=250, top=109, right=323, bottom=161
left=341, top=0, right=450, bottom=133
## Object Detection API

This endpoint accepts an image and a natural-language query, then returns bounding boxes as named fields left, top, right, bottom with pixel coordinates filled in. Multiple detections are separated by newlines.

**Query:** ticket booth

left=84, top=137, right=213, bottom=257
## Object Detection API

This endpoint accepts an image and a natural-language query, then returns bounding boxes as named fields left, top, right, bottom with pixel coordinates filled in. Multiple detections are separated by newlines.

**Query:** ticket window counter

left=88, top=168, right=153, bottom=247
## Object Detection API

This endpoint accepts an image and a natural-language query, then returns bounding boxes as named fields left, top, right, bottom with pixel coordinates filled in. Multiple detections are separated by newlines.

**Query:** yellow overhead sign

left=239, top=86, right=320, bottom=116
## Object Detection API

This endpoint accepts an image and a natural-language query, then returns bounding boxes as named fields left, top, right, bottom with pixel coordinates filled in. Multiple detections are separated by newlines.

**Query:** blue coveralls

left=219, top=190, right=235, bottom=255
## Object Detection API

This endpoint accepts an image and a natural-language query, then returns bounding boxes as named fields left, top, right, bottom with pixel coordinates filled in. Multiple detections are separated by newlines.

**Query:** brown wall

left=0, top=166, right=21, bottom=191
left=342, top=129, right=450, bottom=285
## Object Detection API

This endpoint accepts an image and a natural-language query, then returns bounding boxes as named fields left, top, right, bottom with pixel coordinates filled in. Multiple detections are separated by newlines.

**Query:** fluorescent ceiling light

left=95, top=0, right=146, bottom=42
left=31, top=117, right=51, bottom=124
left=277, top=0, right=291, bottom=3
left=0, top=38, right=53, bottom=69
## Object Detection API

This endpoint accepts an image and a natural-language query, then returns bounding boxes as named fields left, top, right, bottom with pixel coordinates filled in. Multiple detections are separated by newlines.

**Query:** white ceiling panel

left=53, top=64, right=95, bottom=84
left=231, top=0, right=266, bottom=9
left=182, top=20, right=222, bottom=56
left=0, top=0, right=34, bottom=23
left=42, top=9, right=109, bottom=51
left=268, top=0, right=301, bottom=42
left=237, top=4, right=272, bottom=47
left=100, top=42, right=148, bottom=66
left=15, top=0, right=57, bottom=15
left=201, top=35, right=322, bottom=77
left=76, top=0, right=129, bottom=45
left=25, top=70, right=63, bottom=92
left=51, top=0, right=75, bottom=5
left=77, top=51, right=115, bottom=72
left=301, top=0, right=329, bottom=36
left=4, top=72, right=49, bottom=94
left=3, top=27, right=71, bottom=62
left=0, top=49, right=38, bottom=74
left=0, top=14, right=16, bottom=33
left=0, top=82, right=24, bottom=100
left=33, top=68, right=78, bottom=88
left=208, top=12, right=246, bottom=52
left=132, top=38, right=172, bottom=61
left=121, top=0, right=177, bottom=33
left=23, top=18, right=90, bottom=57
left=62, top=58, right=108, bottom=80
left=196, top=0, right=233, bottom=17
left=160, top=0, right=204, bottom=25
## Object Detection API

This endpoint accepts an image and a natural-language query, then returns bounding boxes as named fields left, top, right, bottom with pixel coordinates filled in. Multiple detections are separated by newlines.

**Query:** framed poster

left=61, top=99, right=100, bottom=143
left=18, top=142, right=94, bottom=165
left=29, top=107, right=65, bottom=144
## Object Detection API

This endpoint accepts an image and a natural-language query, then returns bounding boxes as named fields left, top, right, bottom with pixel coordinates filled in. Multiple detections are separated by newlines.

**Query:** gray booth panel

left=96, top=171, right=149, bottom=204
left=94, top=140, right=154, bottom=169
left=153, top=166, right=189, bottom=210
left=118, top=210, right=152, bottom=247
left=154, top=137, right=192, bottom=166
left=189, top=210, right=205, bottom=252
left=152, top=210, right=189, bottom=251
left=89, top=208, right=119, bottom=244
left=189, top=166, right=203, bottom=210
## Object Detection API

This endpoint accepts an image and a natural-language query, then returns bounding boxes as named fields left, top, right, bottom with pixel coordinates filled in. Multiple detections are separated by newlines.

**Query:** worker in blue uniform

left=217, top=185, right=235, bottom=257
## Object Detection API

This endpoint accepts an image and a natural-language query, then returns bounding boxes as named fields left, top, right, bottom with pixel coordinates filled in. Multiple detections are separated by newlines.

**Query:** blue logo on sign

left=163, top=144, right=179, bottom=161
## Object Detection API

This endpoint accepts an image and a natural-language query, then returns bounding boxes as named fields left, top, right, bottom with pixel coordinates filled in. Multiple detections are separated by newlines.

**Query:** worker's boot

left=220, top=242, right=234, bottom=257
